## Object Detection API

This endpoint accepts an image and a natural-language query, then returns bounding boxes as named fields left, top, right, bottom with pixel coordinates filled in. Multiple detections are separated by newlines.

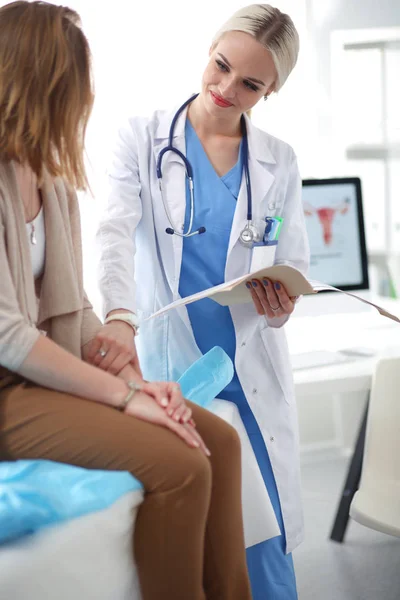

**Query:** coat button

left=270, top=436, right=275, bottom=442
left=252, top=388, right=257, bottom=394
left=241, top=341, right=246, bottom=347
left=268, top=202, right=276, bottom=210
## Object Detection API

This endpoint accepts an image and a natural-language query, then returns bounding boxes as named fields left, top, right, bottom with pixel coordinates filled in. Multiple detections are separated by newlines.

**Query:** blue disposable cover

left=0, top=347, right=233, bottom=543
left=0, top=460, right=142, bottom=544
left=178, top=346, right=234, bottom=409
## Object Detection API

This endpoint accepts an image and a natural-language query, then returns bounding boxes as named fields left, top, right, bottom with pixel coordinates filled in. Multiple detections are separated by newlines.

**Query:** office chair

left=350, top=356, right=400, bottom=537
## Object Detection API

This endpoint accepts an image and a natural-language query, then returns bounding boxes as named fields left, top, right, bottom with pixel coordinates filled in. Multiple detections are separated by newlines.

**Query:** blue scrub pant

left=222, top=389, right=298, bottom=600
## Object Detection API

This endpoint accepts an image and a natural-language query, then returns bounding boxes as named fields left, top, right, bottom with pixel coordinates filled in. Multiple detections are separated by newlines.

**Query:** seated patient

left=0, top=3, right=251, bottom=599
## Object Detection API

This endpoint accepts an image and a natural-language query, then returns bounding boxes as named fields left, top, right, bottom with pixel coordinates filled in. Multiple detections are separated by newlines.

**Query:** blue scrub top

left=178, top=119, right=298, bottom=599
left=178, top=119, right=242, bottom=396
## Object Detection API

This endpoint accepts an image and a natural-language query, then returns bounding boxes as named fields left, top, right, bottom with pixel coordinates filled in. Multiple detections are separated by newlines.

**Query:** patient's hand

left=118, top=364, right=193, bottom=425
left=125, top=394, right=209, bottom=456
left=147, top=380, right=192, bottom=424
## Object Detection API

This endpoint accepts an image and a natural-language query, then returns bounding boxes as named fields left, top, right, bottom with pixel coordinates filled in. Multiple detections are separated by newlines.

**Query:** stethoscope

left=156, top=93, right=261, bottom=247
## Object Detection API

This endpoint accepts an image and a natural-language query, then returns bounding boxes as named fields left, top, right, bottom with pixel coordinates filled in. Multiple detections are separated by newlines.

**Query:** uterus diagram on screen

left=304, top=198, right=350, bottom=245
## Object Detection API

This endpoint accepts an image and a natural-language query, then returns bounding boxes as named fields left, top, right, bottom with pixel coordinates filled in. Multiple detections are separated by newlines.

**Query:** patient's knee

left=158, top=444, right=212, bottom=496
left=212, top=418, right=242, bottom=461
left=181, top=445, right=212, bottom=486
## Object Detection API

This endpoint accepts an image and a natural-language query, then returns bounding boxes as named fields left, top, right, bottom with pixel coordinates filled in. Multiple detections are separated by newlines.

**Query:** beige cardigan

left=0, top=161, right=102, bottom=384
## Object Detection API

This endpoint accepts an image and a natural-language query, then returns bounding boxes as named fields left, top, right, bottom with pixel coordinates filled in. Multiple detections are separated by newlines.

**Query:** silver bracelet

left=118, top=381, right=142, bottom=412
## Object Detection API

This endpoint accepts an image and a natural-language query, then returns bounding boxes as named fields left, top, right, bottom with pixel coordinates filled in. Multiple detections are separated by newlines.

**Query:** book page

left=309, top=282, right=400, bottom=323
left=146, top=265, right=314, bottom=320
left=145, top=264, right=400, bottom=323
left=210, top=265, right=315, bottom=306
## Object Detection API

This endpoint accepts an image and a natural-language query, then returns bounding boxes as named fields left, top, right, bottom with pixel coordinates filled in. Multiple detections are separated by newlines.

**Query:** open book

left=146, top=264, right=400, bottom=323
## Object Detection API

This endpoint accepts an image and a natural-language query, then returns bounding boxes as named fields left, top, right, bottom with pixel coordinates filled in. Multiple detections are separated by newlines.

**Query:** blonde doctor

left=95, top=4, right=309, bottom=599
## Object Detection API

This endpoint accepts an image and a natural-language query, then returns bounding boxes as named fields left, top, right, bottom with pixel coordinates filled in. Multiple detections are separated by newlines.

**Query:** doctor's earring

left=264, top=94, right=269, bottom=101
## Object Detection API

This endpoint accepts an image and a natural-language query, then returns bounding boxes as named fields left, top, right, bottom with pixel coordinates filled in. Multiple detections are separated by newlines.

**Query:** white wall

left=294, top=0, right=400, bottom=455
left=305, top=0, right=400, bottom=175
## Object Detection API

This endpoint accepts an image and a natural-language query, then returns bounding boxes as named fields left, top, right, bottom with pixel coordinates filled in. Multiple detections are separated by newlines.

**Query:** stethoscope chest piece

left=239, top=222, right=261, bottom=248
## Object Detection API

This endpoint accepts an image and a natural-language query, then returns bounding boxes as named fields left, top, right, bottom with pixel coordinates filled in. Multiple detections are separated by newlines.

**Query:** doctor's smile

left=210, top=90, right=233, bottom=108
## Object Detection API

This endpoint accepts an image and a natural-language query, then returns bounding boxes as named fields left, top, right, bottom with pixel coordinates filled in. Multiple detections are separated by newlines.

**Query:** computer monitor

left=302, top=177, right=369, bottom=290
left=294, top=177, right=370, bottom=317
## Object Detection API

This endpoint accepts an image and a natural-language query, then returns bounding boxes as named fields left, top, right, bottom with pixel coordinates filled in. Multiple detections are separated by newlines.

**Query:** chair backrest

left=360, top=356, right=400, bottom=487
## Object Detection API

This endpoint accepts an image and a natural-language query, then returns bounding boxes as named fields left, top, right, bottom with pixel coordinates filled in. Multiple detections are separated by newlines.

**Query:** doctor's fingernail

left=161, top=397, right=168, bottom=407
left=252, top=281, right=258, bottom=288
left=262, top=279, right=269, bottom=286
left=274, top=282, right=281, bottom=290
left=246, top=282, right=251, bottom=289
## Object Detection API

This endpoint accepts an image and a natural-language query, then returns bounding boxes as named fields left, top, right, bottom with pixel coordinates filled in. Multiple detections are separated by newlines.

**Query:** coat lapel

left=226, top=115, right=276, bottom=281
left=152, top=104, right=203, bottom=341
left=152, top=106, right=188, bottom=299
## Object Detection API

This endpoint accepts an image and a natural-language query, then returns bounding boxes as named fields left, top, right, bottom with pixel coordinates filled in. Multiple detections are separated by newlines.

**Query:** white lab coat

left=97, top=103, right=309, bottom=554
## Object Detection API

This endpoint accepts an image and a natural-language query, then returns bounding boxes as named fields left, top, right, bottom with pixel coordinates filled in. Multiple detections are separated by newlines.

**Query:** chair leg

left=329, top=397, right=369, bottom=543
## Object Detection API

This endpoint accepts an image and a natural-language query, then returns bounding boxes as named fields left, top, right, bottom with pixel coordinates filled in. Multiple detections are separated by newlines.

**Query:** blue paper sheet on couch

left=0, top=347, right=233, bottom=544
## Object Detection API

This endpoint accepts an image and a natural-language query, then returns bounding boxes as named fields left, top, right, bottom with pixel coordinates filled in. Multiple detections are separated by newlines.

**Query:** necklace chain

left=29, top=170, right=37, bottom=245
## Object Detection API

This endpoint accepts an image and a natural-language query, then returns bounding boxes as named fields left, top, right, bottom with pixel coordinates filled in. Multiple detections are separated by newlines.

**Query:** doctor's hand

left=85, top=321, right=142, bottom=378
left=246, top=278, right=297, bottom=319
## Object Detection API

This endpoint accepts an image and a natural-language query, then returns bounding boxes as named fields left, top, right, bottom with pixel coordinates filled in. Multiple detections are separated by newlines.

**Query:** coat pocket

left=258, top=323, right=295, bottom=405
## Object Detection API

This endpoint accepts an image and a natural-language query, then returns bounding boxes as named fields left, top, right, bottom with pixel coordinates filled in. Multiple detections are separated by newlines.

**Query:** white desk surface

left=286, top=296, right=400, bottom=398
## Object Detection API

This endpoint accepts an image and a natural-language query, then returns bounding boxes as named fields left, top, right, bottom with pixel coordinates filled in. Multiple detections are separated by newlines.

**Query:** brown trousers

left=0, top=381, right=252, bottom=600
